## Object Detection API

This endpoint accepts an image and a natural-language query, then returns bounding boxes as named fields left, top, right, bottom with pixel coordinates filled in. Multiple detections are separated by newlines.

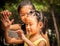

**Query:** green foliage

left=33, top=2, right=49, bottom=11
left=31, top=0, right=50, bottom=12
left=0, top=0, right=60, bottom=46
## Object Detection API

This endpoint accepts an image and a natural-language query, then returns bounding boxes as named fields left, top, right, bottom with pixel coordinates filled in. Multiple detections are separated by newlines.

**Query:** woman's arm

left=10, top=24, right=21, bottom=30
left=41, top=32, right=50, bottom=46
left=38, top=41, right=46, bottom=46
left=1, top=10, right=24, bottom=44
left=22, top=36, right=35, bottom=46
left=5, top=30, right=24, bottom=44
left=16, top=30, right=35, bottom=46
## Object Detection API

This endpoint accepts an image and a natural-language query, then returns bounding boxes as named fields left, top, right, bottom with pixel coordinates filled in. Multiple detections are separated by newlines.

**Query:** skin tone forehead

left=26, top=16, right=37, bottom=24
left=20, top=5, right=33, bottom=14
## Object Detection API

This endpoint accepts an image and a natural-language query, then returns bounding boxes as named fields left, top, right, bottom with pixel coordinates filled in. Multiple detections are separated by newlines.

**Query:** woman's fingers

left=1, top=15, right=12, bottom=27
left=2, top=14, right=6, bottom=19
left=1, top=15, right=8, bottom=23
left=1, top=15, right=14, bottom=25
left=16, top=30, right=22, bottom=33
left=16, top=30, right=24, bottom=35
left=0, top=10, right=12, bottom=17
left=1, top=17, right=6, bottom=24
left=1, top=15, right=6, bottom=22
left=10, top=19, right=14, bottom=24
left=5, top=10, right=12, bottom=17
left=1, top=17, right=4, bottom=24
left=0, top=10, right=10, bottom=21
left=0, top=10, right=7, bottom=15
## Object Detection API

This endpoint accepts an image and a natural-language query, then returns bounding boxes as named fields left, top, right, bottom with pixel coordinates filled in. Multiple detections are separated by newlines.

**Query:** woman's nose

left=24, top=14, right=28, bottom=22
left=26, top=25, right=30, bottom=30
left=25, top=14, right=30, bottom=22
left=25, top=14, right=29, bottom=17
left=24, top=14, right=28, bottom=20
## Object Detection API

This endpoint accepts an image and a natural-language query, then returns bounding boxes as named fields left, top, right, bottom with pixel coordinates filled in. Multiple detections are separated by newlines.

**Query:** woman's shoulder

left=33, top=38, right=47, bottom=46
left=38, top=38, right=47, bottom=46
left=39, top=38, right=47, bottom=42
left=38, top=40, right=46, bottom=46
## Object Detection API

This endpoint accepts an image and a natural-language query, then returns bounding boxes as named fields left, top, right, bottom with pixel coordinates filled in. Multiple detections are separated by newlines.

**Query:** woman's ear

left=38, top=22, right=43, bottom=29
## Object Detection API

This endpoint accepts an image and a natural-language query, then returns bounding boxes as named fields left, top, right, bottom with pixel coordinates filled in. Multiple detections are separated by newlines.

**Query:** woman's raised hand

left=0, top=10, right=14, bottom=30
left=0, top=10, right=12, bottom=17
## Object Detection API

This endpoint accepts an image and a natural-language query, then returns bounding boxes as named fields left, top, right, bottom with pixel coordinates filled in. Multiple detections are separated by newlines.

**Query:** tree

left=42, top=0, right=60, bottom=46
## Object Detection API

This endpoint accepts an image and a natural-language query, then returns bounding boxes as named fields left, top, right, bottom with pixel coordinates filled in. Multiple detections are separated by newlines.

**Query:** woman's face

left=25, top=16, right=40, bottom=36
left=19, top=5, right=33, bottom=23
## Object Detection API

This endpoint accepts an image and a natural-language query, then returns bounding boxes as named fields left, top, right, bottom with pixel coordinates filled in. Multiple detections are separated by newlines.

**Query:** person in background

left=19, top=11, right=49, bottom=46
left=0, top=0, right=50, bottom=46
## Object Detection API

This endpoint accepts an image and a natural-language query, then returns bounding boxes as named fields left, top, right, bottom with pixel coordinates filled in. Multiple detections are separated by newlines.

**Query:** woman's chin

left=27, top=33, right=31, bottom=36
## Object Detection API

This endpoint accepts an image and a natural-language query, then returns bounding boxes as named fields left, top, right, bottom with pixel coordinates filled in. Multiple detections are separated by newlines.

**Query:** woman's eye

left=29, top=11, right=34, bottom=14
left=21, top=14, right=24, bottom=16
left=30, top=24, right=32, bottom=26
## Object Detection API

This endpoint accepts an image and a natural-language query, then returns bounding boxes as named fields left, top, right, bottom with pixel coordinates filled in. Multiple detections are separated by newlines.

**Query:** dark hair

left=17, top=0, right=35, bottom=13
left=31, top=10, right=48, bottom=34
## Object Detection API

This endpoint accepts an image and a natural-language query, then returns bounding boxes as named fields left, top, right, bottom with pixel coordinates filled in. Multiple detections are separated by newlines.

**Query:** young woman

left=0, top=0, right=50, bottom=46
left=16, top=11, right=49, bottom=46
left=0, top=0, right=36, bottom=44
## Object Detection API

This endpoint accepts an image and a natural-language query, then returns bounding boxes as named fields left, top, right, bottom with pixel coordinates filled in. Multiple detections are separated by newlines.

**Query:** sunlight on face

left=26, top=16, right=40, bottom=36
left=19, top=5, right=33, bottom=23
